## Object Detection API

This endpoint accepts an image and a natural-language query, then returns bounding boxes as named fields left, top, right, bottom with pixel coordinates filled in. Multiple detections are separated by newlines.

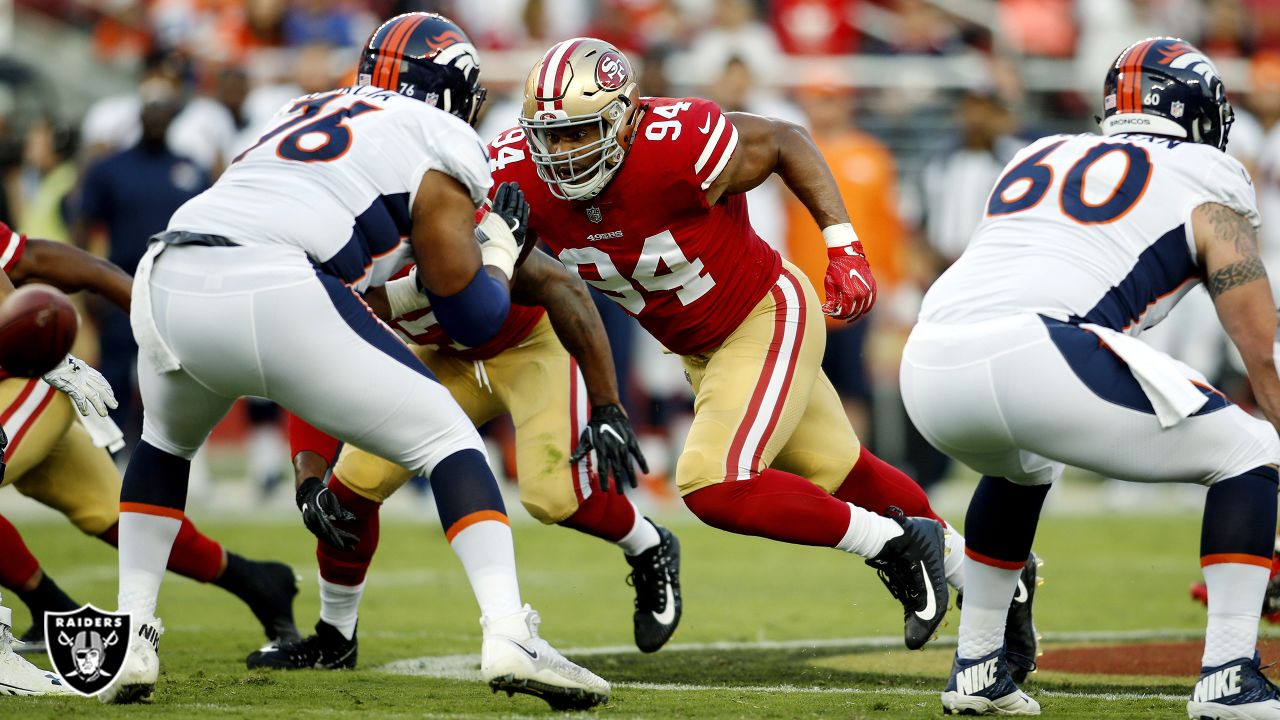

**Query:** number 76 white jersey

left=167, top=85, right=493, bottom=291
left=919, top=132, right=1261, bottom=336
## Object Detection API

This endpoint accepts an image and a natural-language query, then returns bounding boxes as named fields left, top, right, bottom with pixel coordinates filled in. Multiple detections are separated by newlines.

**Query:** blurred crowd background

left=3, top=0, right=1280, bottom=506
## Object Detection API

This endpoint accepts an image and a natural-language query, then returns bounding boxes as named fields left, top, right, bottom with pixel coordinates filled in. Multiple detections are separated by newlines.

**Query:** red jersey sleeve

left=636, top=97, right=740, bottom=210
left=0, top=223, right=27, bottom=274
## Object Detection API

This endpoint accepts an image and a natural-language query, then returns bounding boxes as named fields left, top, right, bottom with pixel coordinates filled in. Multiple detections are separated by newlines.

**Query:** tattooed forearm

left=1203, top=202, right=1260, bottom=256
left=1208, top=256, right=1268, bottom=297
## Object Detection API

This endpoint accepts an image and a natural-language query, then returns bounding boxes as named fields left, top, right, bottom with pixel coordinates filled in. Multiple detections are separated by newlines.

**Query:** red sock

left=833, top=446, right=944, bottom=526
left=683, top=469, right=851, bottom=546
left=317, top=473, right=381, bottom=586
left=559, top=487, right=637, bottom=543
left=0, top=513, right=40, bottom=588
left=99, top=516, right=226, bottom=583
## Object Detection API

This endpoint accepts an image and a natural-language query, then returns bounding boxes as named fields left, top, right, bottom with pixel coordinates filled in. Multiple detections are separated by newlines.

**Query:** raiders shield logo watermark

left=45, top=605, right=131, bottom=696
left=586, top=206, right=603, bottom=224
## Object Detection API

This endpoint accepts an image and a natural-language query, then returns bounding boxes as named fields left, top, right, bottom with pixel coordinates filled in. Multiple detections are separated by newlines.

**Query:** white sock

left=1202, top=562, right=1269, bottom=667
left=451, top=520, right=523, bottom=620
left=318, top=576, right=365, bottom=640
left=836, top=503, right=905, bottom=558
left=945, top=528, right=966, bottom=593
left=956, top=556, right=1021, bottom=660
left=118, top=512, right=182, bottom=620
left=617, top=509, right=661, bottom=556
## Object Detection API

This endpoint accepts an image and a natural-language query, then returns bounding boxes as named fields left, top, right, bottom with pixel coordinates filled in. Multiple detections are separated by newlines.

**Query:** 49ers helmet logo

left=596, top=51, right=630, bottom=91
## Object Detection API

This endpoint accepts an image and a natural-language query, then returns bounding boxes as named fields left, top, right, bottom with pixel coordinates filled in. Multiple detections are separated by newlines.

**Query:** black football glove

left=490, top=181, right=537, bottom=267
left=0, top=424, right=7, bottom=483
left=296, top=476, right=359, bottom=550
left=569, top=404, right=649, bottom=493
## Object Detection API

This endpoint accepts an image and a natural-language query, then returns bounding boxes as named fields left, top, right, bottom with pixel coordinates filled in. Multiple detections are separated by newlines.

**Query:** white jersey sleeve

left=166, top=85, right=492, bottom=291
left=920, top=132, right=1259, bottom=336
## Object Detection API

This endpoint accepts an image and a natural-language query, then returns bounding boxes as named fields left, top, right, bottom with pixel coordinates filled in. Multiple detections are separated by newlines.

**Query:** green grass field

left=4, top=510, right=1220, bottom=718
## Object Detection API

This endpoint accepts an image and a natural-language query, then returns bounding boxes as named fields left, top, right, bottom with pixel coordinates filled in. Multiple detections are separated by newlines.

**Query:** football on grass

left=0, top=284, right=78, bottom=376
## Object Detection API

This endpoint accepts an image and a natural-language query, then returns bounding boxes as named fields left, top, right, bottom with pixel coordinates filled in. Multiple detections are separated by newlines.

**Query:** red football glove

left=821, top=240, right=877, bottom=322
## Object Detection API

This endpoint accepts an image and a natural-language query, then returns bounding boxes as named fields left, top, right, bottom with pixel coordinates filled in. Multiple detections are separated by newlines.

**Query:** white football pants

left=901, top=313, right=1280, bottom=487
left=135, top=244, right=483, bottom=474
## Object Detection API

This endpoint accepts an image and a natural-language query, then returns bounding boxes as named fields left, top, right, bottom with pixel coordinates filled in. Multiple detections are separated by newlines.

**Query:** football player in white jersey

left=103, top=13, right=610, bottom=709
left=904, top=38, right=1280, bottom=719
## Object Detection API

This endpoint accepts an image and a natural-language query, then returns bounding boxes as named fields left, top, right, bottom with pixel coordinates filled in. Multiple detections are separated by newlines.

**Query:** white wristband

left=477, top=211, right=518, bottom=279
left=822, top=223, right=860, bottom=249
left=385, top=273, right=429, bottom=319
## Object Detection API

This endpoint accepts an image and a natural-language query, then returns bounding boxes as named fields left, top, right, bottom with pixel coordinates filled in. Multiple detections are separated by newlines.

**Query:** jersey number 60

left=986, top=141, right=1153, bottom=225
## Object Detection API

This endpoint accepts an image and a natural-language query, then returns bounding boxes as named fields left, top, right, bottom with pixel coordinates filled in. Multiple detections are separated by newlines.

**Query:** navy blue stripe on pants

left=315, top=270, right=437, bottom=382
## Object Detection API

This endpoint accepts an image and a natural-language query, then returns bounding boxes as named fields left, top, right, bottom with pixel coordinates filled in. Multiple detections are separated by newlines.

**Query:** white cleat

left=0, top=604, right=72, bottom=696
left=99, top=617, right=163, bottom=704
left=480, top=605, right=610, bottom=710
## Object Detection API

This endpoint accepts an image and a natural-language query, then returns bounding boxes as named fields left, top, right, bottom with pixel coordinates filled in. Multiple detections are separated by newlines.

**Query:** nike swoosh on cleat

left=652, top=582, right=677, bottom=626
left=1013, top=579, right=1028, bottom=603
left=510, top=640, right=539, bottom=660
left=914, top=560, right=938, bottom=621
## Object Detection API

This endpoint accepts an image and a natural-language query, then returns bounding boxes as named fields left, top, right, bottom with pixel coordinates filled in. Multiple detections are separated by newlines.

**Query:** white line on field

left=380, top=629, right=1202, bottom=703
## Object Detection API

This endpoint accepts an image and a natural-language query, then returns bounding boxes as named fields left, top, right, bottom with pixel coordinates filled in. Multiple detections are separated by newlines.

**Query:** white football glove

left=42, top=354, right=118, bottom=417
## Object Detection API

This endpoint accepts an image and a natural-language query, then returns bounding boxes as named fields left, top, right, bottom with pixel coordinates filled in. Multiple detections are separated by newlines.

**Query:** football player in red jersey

left=249, top=246, right=679, bottom=670
left=488, top=37, right=1038, bottom=660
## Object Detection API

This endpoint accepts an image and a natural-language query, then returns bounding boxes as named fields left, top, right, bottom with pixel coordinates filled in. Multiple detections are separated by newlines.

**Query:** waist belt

left=151, top=231, right=239, bottom=248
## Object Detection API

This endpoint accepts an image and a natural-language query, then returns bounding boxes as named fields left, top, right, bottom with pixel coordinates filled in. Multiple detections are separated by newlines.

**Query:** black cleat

left=865, top=507, right=949, bottom=650
left=1006, top=553, right=1042, bottom=683
left=217, top=556, right=302, bottom=645
left=626, top=523, right=682, bottom=653
left=245, top=620, right=357, bottom=670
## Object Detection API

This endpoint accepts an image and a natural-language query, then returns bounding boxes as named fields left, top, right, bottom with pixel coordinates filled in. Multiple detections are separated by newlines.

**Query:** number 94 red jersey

left=486, top=97, right=782, bottom=356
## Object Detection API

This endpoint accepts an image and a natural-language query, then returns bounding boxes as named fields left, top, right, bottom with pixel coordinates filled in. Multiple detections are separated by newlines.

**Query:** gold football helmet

left=520, top=38, right=638, bottom=201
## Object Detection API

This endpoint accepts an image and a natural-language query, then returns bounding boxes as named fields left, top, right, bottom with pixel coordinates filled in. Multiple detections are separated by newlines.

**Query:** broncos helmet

left=357, top=13, right=487, bottom=125
left=1100, top=37, right=1234, bottom=150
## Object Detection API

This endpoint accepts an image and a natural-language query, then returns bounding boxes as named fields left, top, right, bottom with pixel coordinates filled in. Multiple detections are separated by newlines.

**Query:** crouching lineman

left=104, top=13, right=609, bottom=709
left=255, top=245, right=676, bottom=670
left=0, top=223, right=298, bottom=696
left=902, top=38, right=1280, bottom=718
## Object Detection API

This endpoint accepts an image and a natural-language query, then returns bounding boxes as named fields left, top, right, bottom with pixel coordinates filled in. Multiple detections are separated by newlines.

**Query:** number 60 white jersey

left=919, top=132, right=1261, bottom=336
left=166, top=84, right=492, bottom=292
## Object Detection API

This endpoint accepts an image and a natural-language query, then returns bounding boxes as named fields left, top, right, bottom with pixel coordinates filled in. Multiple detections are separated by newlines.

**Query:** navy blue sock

left=1201, top=465, right=1278, bottom=563
left=430, top=449, right=508, bottom=540
left=965, top=476, right=1050, bottom=568
left=120, top=441, right=191, bottom=513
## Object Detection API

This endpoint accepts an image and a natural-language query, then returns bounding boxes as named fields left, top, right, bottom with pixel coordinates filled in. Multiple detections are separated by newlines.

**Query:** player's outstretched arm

left=409, top=170, right=511, bottom=347
left=9, top=237, right=133, bottom=312
left=707, top=112, right=875, bottom=322
left=513, top=250, right=648, bottom=491
left=1195, top=202, right=1280, bottom=430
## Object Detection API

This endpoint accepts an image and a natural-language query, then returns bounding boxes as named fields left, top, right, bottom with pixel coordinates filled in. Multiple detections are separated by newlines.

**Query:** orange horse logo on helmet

left=425, top=30, right=464, bottom=57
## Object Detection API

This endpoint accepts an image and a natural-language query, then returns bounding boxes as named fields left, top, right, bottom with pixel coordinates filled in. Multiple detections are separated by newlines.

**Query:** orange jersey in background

left=784, top=131, right=904, bottom=303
